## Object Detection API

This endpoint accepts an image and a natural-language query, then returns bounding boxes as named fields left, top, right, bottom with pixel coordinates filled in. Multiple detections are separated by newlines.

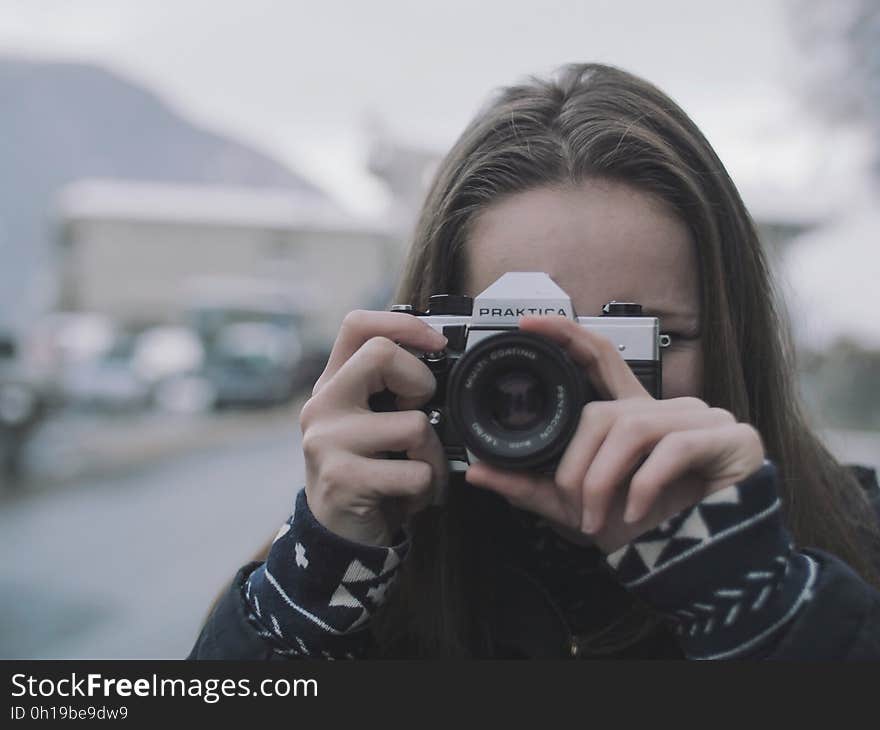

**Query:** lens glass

left=485, top=369, right=546, bottom=431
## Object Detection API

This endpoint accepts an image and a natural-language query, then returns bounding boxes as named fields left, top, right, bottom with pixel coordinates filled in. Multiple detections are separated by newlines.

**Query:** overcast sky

left=1, top=0, right=876, bottom=345
left=0, top=0, right=870, bottom=214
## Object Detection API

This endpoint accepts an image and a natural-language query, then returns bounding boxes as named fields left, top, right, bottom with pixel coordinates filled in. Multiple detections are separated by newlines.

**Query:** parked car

left=203, top=322, right=303, bottom=408
left=130, top=325, right=215, bottom=414
left=0, top=332, right=47, bottom=486
left=25, top=311, right=119, bottom=407
left=60, top=333, right=150, bottom=412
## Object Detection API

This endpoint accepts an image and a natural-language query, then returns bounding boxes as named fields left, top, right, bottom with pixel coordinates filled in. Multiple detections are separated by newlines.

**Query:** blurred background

left=0, top=0, right=877, bottom=658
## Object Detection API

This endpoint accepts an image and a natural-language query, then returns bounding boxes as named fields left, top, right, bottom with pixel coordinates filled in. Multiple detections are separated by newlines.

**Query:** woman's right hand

left=298, top=310, right=450, bottom=547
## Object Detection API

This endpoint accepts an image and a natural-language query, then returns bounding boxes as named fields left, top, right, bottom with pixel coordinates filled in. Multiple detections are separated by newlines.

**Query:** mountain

left=0, top=56, right=327, bottom=328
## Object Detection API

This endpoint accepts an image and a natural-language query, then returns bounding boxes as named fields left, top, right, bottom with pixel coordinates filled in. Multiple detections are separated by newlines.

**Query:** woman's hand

left=300, top=310, right=450, bottom=547
left=464, top=315, right=765, bottom=554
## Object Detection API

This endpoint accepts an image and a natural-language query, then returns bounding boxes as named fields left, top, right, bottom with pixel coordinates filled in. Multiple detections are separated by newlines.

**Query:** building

left=54, top=179, right=400, bottom=348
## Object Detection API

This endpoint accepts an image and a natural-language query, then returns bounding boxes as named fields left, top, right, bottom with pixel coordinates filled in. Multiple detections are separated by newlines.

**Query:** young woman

left=189, top=63, right=880, bottom=660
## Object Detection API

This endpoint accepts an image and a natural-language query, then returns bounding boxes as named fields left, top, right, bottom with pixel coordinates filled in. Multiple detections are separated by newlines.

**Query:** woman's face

left=463, top=179, right=703, bottom=400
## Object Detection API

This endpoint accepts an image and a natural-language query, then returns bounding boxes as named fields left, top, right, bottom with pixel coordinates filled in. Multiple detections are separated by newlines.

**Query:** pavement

left=0, top=409, right=305, bottom=659
left=13, top=400, right=305, bottom=492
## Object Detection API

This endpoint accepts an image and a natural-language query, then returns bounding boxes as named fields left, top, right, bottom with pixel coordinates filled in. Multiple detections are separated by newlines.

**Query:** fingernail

left=623, top=503, right=640, bottom=524
left=581, top=512, right=595, bottom=533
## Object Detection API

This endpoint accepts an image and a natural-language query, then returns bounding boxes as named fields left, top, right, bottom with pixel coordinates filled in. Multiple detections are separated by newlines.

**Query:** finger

left=324, top=453, right=435, bottom=503
left=623, top=423, right=757, bottom=524
left=330, top=410, right=442, bottom=456
left=321, top=336, right=437, bottom=409
left=581, top=402, right=729, bottom=531
left=518, top=314, right=650, bottom=400
left=358, top=455, right=440, bottom=520
left=554, top=397, right=712, bottom=506
left=553, top=400, right=618, bottom=505
left=307, top=409, right=449, bottom=499
left=311, top=451, right=435, bottom=519
left=599, top=470, right=706, bottom=553
left=392, top=412, right=449, bottom=506
left=314, top=310, right=447, bottom=395
left=465, top=462, right=574, bottom=528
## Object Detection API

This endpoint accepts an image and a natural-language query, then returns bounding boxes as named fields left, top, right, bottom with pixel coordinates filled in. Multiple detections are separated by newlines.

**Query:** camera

left=370, top=272, right=665, bottom=475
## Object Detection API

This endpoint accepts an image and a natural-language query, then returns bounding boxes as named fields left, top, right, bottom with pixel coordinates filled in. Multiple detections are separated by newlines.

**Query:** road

left=0, top=416, right=303, bottom=659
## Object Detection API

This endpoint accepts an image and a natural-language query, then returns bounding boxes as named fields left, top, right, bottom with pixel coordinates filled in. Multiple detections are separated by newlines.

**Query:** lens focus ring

left=447, top=330, right=590, bottom=470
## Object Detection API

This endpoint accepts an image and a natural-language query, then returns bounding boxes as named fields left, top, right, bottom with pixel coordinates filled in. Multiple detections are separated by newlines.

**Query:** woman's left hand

left=464, top=314, right=766, bottom=554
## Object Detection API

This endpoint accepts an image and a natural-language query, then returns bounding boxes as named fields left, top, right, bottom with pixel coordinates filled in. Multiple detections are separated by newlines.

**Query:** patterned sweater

left=239, top=460, right=849, bottom=660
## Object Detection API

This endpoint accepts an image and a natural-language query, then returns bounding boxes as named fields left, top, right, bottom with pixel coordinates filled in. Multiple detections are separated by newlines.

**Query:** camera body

left=371, top=272, right=664, bottom=476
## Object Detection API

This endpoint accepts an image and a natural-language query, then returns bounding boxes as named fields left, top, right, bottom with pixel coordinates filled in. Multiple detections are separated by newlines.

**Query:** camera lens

left=447, top=330, right=591, bottom=470
left=485, top=370, right=547, bottom=431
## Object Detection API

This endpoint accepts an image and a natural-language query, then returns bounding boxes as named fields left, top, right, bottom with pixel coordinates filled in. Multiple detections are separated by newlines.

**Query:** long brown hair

left=369, top=62, right=880, bottom=657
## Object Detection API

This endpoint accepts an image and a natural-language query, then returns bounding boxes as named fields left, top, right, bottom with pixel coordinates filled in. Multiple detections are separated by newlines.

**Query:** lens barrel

left=447, top=331, right=590, bottom=470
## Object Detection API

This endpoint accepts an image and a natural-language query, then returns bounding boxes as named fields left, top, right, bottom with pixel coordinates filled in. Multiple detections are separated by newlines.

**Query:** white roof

left=182, top=275, right=323, bottom=313
left=55, top=178, right=394, bottom=236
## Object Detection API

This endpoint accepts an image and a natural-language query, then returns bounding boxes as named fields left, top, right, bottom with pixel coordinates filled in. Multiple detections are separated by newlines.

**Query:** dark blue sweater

left=188, top=461, right=880, bottom=660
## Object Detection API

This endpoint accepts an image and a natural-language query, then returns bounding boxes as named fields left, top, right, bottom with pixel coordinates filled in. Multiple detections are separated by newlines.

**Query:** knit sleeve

left=243, top=488, right=410, bottom=659
left=602, top=460, right=819, bottom=660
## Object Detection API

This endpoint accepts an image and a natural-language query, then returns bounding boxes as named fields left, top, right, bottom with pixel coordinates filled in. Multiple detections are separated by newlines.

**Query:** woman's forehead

left=463, top=180, right=700, bottom=321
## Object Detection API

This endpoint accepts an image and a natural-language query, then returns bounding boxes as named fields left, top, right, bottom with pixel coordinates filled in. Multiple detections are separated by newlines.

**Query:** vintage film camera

left=370, top=272, right=667, bottom=476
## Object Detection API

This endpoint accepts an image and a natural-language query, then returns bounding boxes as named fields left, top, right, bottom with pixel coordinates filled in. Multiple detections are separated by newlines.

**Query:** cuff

left=243, top=488, right=411, bottom=659
left=604, top=460, right=819, bottom=660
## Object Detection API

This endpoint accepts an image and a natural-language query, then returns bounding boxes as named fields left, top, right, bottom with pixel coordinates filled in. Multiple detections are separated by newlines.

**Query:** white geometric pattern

left=244, top=486, right=412, bottom=656
left=633, top=540, right=669, bottom=571
left=328, top=547, right=405, bottom=629
left=295, top=542, right=309, bottom=569
left=606, top=547, right=627, bottom=571
left=342, top=559, right=377, bottom=582
left=675, top=509, right=711, bottom=542
left=329, top=584, right=361, bottom=608
left=607, top=508, right=711, bottom=572
left=667, top=553, right=819, bottom=660
left=702, top=485, right=741, bottom=505
left=605, top=481, right=772, bottom=580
